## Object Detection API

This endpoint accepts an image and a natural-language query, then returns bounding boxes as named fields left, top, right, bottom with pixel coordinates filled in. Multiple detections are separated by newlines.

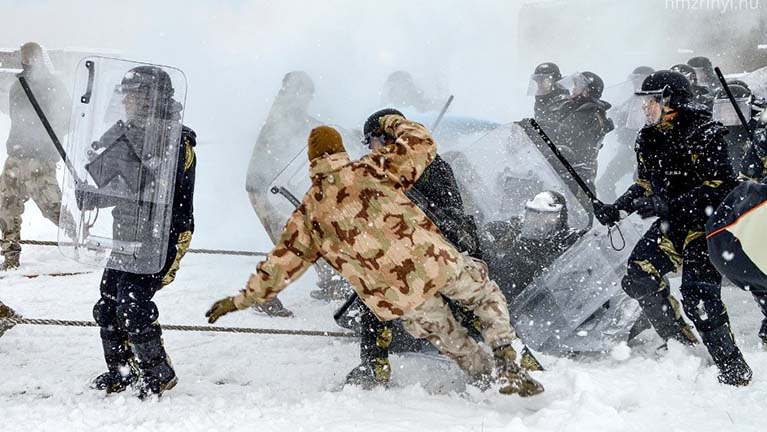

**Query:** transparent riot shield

left=509, top=220, right=644, bottom=354
left=740, top=65, right=767, bottom=101
left=394, top=108, right=499, bottom=152
left=58, top=57, right=186, bottom=274
left=444, top=122, right=591, bottom=230
left=255, top=126, right=362, bottom=237
left=713, top=97, right=752, bottom=126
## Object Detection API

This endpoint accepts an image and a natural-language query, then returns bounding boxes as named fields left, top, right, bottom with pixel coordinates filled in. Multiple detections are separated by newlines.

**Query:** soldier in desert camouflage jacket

left=207, top=115, right=544, bottom=396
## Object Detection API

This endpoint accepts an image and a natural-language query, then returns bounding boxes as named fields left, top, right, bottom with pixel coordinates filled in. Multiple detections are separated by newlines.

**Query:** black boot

left=345, top=310, right=391, bottom=389
left=130, top=326, right=177, bottom=399
left=345, top=357, right=391, bottom=389
left=90, top=329, right=139, bottom=394
left=699, top=321, right=752, bottom=386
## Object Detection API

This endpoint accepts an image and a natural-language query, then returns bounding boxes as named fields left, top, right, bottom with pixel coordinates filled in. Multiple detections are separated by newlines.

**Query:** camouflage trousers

left=400, top=256, right=516, bottom=378
left=0, top=156, right=62, bottom=259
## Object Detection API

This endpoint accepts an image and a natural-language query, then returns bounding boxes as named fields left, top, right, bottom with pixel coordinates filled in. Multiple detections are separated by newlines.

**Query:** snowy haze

left=2, top=0, right=763, bottom=251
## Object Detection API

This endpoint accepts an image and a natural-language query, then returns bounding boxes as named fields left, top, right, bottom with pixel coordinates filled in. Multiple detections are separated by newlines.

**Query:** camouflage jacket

left=235, top=116, right=464, bottom=320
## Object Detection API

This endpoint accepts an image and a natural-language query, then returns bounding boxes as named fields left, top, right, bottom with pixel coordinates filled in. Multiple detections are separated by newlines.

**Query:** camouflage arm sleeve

left=233, top=207, right=320, bottom=309
left=378, top=115, right=437, bottom=189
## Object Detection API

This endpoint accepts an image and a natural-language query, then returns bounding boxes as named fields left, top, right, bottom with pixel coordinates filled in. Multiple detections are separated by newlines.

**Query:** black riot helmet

left=670, top=64, right=698, bottom=85
left=362, top=108, right=404, bottom=146
left=726, top=79, right=751, bottom=92
left=118, top=66, right=174, bottom=100
left=528, top=62, right=563, bottom=96
left=687, top=56, right=713, bottom=69
left=116, top=66, right=178, bottom=122
left=582, top=71, right=604, bottom=98
left=534, top=62, right=562, bottom=81
left=638, top=70, right=692, bottom=108
left=626, top=71, right=692, bottom=128
left=632, top=66, right=655, bottom=76
left=715, top=84, right=751, bottom=100
left=687, top=56, right=716, bottom=87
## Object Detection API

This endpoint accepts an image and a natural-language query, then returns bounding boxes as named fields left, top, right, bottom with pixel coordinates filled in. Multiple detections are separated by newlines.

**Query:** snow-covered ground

left=2, top=230, right=767, bottom=432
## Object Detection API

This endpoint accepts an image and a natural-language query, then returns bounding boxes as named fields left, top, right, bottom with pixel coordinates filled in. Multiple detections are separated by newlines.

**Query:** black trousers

left=623, top=218, right=727, bottom=334
left=93, top=237, right=178, bottom=344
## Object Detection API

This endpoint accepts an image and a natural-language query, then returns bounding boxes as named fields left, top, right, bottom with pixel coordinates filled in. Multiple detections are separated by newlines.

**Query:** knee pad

left=622, top=274, right=666, bottom=301
left=116, top=301, right=159, bottom=335
left=679, top=283, right=726, bottom=331
left=93, top=299, right=117, bottom=328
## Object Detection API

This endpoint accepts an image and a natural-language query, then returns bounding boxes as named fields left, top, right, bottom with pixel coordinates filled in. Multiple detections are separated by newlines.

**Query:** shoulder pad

left=691, top=120, right=728, bottom=143
left=182, top=125, right=197, bottom=147
left=681, top=102, right=712, bottom=119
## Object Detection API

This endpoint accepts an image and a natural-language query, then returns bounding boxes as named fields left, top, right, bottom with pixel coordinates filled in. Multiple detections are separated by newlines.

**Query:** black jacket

left=408, top=153, right=482, bottom=258
left=482, top=217, right=581, bottom=299
left=741, top=127, right=767, bottom=180
left=615, top=103, right=736, bottom=228
left=86, top=124, right=196, bottom=241
left=172, top=126, right=197, bottom=237
left=549, top=95, right=614, bottom=183
left=534, top=88, right=569, bottom=124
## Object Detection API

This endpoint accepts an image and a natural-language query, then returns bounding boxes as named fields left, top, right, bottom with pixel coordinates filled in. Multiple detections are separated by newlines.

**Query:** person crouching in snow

left=206, top=116, right=544, bottom=396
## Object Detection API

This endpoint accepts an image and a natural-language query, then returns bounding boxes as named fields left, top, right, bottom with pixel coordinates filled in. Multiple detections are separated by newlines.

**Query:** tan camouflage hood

left=235, top=116, right=464, bottom=320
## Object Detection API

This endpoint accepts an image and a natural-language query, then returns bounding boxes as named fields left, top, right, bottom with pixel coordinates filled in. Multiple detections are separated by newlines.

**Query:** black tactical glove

left=75, top=185, right=99, bottom=211
left=633, top=196, right=670, bottom=219
left=593, top=202, right=621, bottom=226
left=206, top=297, right=238, bottom=324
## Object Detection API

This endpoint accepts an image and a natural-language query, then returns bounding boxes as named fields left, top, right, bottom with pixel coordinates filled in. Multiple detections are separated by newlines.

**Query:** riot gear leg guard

left=622, top=273, right=697, bottom=345
left=345, top=305, right=392, bottom=388
left=129, top=325, right=177, bottom=399
left=679, top=282, right=751, bottom=386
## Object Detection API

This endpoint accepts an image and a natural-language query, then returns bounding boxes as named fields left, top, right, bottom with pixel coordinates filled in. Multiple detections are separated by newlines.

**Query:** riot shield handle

left=80, top=60, right=95, bottom=104
left=17, top=75, right=82, bottom=185
left=269, top=185, right=302, bottom=207
left=714, top=67, right=754, bottom=143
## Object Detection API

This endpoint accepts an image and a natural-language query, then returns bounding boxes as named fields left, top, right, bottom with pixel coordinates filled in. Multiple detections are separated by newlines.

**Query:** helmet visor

left=520, top=209, right=563, bottom=240
left=556, top=73, right=588, bottom=96
left=527, top=74, right=558, bottom=96
left=626, top=91, right=670, bottom=129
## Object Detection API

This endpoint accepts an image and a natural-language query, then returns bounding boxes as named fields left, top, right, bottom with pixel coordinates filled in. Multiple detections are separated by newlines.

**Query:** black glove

left=206, top=297, right=238, bottom=324
left=593, top=202, right=621, bottom=226
left=75, top=185, right=99, bottom=211
left=633, top=196, right=670, bottom=219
